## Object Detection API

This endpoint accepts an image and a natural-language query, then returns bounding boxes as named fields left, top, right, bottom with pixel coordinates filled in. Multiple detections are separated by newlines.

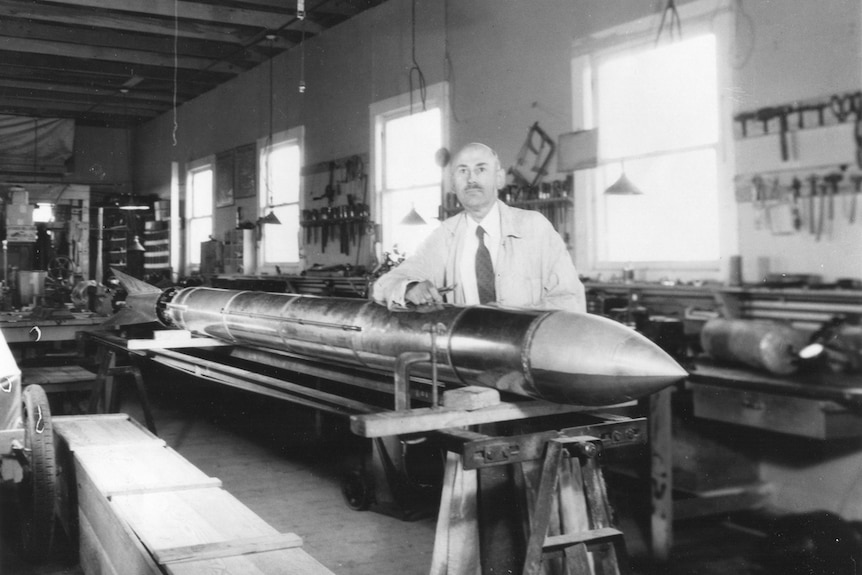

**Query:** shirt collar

left=467, top=200, right=501, bottom=240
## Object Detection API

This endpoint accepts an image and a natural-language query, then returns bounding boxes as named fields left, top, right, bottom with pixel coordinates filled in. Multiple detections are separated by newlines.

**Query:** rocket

left=106, top=269, right=686, bottom=406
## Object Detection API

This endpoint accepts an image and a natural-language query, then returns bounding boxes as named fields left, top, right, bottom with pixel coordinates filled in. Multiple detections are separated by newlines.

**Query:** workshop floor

left=1, top=367, right=769, bottom=575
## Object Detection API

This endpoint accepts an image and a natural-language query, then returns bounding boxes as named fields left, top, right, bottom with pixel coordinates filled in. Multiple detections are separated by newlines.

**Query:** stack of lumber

left=53, top=413, right=334, bottom=575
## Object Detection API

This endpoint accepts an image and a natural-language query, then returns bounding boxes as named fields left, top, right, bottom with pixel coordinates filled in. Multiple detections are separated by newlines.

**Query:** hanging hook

left=656, top=0, right=682, bottom=44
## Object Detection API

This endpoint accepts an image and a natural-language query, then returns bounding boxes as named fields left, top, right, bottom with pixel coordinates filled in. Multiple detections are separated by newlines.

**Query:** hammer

left=824, top=171, right=844, bottom=237
left=850, top=174, right=862, bottom=224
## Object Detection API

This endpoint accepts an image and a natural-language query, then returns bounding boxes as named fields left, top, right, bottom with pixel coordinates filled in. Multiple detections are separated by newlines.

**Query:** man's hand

left=405, top=280, right=445, bottom=311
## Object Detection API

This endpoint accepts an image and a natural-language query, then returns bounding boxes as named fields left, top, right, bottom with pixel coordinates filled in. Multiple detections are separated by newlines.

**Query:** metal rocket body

left=109, top=269, right=687, bottom=406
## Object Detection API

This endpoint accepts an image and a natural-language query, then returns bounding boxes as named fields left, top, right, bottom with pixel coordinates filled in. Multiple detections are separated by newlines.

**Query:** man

left=373, top=142, right=585, bottom=312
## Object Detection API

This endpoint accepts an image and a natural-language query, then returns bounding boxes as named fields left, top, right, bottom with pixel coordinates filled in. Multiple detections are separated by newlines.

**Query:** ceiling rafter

left=0, top=0, right=385, bottom=128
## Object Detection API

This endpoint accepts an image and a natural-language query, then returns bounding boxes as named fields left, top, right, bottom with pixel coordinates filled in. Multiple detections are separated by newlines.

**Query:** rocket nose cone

left=528, top=312, right=688, bottom=405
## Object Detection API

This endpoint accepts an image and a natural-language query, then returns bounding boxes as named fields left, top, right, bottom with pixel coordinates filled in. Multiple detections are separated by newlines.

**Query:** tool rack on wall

left=733, top=90, right=862, bottom=238
left=300, top=154, right=371, bottom=260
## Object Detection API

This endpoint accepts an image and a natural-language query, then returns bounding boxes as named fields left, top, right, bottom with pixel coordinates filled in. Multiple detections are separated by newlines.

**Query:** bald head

left=450, top=142, right=506, bottom=220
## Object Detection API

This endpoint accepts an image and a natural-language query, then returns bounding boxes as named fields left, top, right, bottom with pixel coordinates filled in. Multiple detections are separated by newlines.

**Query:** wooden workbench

left=650, top=360, right=862, bottom=560
left=0, top=310, right=104, bottom=344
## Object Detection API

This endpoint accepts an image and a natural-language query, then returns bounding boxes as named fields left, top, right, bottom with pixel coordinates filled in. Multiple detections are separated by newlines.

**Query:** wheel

left=341, top=469, right=374, bottom=511
left=47, top=256, right=74, bottom=282
left=17, top=384, right=57, bottom=561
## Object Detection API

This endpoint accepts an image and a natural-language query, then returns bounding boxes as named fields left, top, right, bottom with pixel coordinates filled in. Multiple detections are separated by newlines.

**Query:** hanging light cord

left=172, top=0, right=179, bottom=146
left=408, top=0, right=427, bottom=113
left=265, top=36, right=275, bottom=206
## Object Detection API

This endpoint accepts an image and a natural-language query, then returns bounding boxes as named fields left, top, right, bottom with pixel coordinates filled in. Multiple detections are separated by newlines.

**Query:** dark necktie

left=475, top=226, right=496, bottom=304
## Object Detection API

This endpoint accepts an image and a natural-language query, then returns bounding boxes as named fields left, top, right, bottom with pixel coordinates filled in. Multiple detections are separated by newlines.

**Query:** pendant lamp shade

left=401, top=205, right=427, bottom=226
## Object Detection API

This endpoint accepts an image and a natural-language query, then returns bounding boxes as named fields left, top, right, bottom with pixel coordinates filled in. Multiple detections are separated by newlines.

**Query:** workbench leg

left=477, top=465, right=525, bottom=574
left=650, top=387, right=673, bottom=561
left=127, top=361, right=157, bottom=434
left=87, top=346, right=116, bottom=415
left=430, top=452, right=480, bottom=575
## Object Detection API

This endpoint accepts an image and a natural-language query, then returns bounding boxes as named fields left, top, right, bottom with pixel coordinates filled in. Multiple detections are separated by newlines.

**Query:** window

left=573, top=4, right=734, bottom=278
left=259, top=127, right=303, bottom=270
left=371, top=82, right=449, bottom=257
left=186, top=158, right=214, bottom=268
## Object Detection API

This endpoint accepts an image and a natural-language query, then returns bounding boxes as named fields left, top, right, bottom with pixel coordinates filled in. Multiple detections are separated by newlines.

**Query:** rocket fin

left=110, top=268, right=162, bottom=296
left=101, top=268, right=163, bottom=327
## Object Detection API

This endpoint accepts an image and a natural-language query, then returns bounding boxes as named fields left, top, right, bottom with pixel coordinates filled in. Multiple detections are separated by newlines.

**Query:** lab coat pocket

left=504, top=274, right=542, bottom=307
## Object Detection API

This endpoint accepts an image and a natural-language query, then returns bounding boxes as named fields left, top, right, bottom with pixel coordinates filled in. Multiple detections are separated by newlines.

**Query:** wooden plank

left=155, top=533, right=303, bottom=564
left=0, top=0, right=257, bottom=44
left=76, top=460, right=164, bottom=575
left=111, top=488, right=281, bottom=554
left=650, top=387, right=673, bottom=561
left=74, top=443, right=221, bottom=497
left=22, top=365, right=95, bottom=385
left=78, top=508, right=122, bottom=575
left=164, top=548, right=335, bottom=575
left=673, top=483, right=773, bottom=521
left=441, top=386, right=500, bottom=410
left=54, top=413, right=164, bottom=450
left=351, top=401, right=625, bottom=438
left=430, top=452, right=459, bottom=575
left=440, top=455, right=480, bottom=575
left=46, top=0, right=320, bottom=31
left=127, top=336, right=233, bottom=350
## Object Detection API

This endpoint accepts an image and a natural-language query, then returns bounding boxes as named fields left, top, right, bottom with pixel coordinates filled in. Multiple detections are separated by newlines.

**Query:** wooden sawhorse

left=86, top=343, right=157, bottom=434
left=431, top=414, right=642, bottom=575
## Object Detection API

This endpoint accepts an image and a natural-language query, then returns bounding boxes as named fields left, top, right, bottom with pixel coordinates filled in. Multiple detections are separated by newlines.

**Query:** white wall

left=133, top=0, right=861, bottom=281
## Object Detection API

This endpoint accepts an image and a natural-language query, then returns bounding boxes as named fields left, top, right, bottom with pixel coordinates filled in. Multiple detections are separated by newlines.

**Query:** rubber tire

left=18, top=384, right=57, bottom=562
left=341, top=470, right=374, bottom=511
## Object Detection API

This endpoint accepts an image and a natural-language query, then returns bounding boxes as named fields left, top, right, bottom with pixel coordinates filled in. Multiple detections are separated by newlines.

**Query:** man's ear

left=495, top=166, right=506, bottom=190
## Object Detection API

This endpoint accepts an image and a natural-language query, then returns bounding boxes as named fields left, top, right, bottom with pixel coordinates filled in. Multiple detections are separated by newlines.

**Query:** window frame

left=571, top=1, right=738, bottom=282
left=257, top=126, right=304, bottom=274
left=370, top=81, right=450, bottom=255
left=184, top=155, right=215, bottom=271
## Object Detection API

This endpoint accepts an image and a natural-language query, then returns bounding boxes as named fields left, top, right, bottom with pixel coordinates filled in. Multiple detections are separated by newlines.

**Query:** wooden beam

left=0, top=19, right=257, bottom=62
left=0, top=37, right=244, bottom=74
left=0, top=79, right=192, bottom=105
left=0, top=0, right=256, bottom=44
left=42, top=0, right=322, bottom=34
left=0, top=51, right=233, bottom=87
left=154, top=533, right=303, bottom=564
left=0, top=90, right=169, bottom=115
left=0, top=96, right=159, bottom=119
left=351, top=401, right=623, bottom=438
left=229, top=0, right=363, bottom=18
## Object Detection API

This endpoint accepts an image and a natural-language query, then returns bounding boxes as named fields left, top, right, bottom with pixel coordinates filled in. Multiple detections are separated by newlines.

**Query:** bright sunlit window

left=593, top=33, right=722, bottom=264
left=186, top=161, right=213, bottom=267
left=259, top=128, right=302, bottom=268
left=372, top=82, right=448, bottom=258
left=33, top=203, right=54, bottom=223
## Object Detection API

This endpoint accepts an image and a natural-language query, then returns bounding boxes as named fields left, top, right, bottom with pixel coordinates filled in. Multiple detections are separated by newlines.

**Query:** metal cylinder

left=160, top=287, right=686, bottom=405
left=700, top=318, right=808, bottom=375
left=113, top=268, right=687, bottom=406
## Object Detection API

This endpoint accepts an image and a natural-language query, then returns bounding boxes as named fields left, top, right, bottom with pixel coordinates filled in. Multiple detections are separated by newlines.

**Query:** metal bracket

left=457, top=416, right=647, bottom=470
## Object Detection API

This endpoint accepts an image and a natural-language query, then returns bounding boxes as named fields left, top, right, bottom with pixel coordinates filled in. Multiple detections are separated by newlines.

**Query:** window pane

left=382, top=185, right=440, bottom=257
left=384, top=108, right=442, bottom=189
left=262, top=204, right=299, bottom=263
left=191, top=169, right=212, bottom=217
left=188, top=216, right=212, bottom=265
left=600, top=149, right=719, bottom=262
left=263, top=142, right=300, bottom=205
left=597, top=34, right=718, bottom=159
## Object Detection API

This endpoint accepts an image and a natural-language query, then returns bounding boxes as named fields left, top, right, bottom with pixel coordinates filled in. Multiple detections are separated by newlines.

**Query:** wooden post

left=650, top=387, right=673, bottom=561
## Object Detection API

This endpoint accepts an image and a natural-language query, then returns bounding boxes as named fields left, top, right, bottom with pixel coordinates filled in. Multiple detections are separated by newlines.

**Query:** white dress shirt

left=458, top=201, right=501, bottom=305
